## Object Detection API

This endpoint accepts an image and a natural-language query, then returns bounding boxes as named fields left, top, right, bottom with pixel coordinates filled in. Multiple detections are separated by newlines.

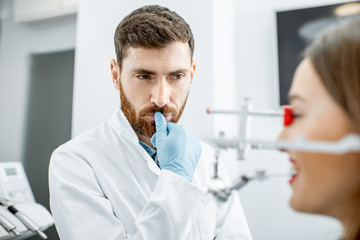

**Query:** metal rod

left=247, top=134, right=360, bottom=154
left=209, top=170, right=295, bottom=201
left=207, top=108, right=283, bottom=117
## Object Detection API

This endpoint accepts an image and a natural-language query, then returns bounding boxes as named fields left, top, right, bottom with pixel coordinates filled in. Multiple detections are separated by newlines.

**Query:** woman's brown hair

left=305, top=15, right=360, bottom=127
left=305, top=15, right=360, bottom=240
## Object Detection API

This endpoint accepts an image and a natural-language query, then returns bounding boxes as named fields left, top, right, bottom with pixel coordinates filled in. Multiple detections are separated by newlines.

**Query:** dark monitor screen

left=276, top=1, right=360, bottom=105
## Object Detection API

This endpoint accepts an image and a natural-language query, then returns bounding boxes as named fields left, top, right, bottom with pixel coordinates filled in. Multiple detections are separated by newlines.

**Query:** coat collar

left=109, top=104, right=139, bottom=143
left=108, top=105, right=161, bottom=174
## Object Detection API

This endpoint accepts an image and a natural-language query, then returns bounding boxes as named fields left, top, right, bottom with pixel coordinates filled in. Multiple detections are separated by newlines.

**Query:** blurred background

left=0, top=0, right=359, bottom=239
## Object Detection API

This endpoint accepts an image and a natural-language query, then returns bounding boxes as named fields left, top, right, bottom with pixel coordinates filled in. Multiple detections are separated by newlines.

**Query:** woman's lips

left=289, top=172, right=298, bottom=185
left=289, top=158, right=299, bottom=185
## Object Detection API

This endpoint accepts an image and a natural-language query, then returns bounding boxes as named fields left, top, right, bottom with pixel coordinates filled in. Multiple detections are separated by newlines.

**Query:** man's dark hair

left=114, top=5, right=194, bottom=71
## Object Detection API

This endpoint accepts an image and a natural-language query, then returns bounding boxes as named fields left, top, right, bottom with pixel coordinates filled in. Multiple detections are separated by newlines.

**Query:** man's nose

left=151, top=79, right=170, bottom=108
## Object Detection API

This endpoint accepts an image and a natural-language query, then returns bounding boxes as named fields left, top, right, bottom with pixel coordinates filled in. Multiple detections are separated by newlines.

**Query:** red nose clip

left=283, top=106, right=294, bottom=126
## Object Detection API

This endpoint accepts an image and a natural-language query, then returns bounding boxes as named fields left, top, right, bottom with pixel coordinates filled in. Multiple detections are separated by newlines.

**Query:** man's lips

left=144, top=113, right=174, bottom=121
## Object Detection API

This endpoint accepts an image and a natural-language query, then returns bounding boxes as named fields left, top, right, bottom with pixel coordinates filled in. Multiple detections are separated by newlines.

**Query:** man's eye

left=172, top=74, right=184, bottom=80
left=136, top=75, right=150, bottom=80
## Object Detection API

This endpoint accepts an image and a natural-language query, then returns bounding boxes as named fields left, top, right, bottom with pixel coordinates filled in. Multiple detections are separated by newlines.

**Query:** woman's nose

left=277, top=127, right=290, bottom=152
left=277, top=128, right=286, bottom=141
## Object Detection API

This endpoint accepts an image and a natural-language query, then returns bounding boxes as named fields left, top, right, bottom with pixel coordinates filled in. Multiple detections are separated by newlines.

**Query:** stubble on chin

left=119, top=82, right=188, bottom=138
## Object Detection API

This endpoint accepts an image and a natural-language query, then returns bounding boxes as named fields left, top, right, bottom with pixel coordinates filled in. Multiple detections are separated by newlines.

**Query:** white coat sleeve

left=214, top=163, right=253, bottom=240
left=49, top=148, right=208, bottom=240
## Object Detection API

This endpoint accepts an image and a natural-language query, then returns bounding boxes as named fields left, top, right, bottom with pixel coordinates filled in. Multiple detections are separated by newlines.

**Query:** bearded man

left=49, top=5, right=252, bottom=240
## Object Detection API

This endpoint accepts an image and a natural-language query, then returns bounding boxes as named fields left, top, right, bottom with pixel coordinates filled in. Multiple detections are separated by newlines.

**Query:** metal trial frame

left=206, top=99, right=360, bottom=201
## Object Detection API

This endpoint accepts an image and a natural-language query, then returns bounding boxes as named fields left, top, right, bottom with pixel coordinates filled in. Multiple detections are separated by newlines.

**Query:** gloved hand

left=151, top=112, right=202, bottom=182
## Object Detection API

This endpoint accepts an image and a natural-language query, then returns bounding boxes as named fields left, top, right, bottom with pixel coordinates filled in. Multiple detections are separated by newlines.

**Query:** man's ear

left=111, top=59, right=120, bottom=90
left=190, top=60, right=196, bottom=85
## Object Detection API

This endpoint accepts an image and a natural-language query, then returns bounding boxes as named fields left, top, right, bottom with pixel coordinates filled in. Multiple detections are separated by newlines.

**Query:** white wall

left=0, top=14, right=77, bottom=163
left=73, top=0, right=351, bottom=239
left=72, top=0, right=214, bottom=137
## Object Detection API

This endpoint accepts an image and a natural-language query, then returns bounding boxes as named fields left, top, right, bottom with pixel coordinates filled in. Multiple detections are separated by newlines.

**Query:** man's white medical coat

left=49, top=106, right=252, bottom=240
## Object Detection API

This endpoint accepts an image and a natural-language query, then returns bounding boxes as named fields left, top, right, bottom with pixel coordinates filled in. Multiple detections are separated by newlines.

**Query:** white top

left=49, top=106, right=252, bottom=240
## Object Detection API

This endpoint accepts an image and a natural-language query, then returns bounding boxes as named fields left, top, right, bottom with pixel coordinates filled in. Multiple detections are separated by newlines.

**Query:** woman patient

left=277, top=16, right=360, bottom=240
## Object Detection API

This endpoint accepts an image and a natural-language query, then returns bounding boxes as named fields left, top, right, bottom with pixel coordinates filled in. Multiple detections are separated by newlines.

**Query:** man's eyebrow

left=131, top=69, right=156, bottom=75
left=130, top=68, right=189, bottom=75
left=168, top=69, right=189, bottom=75
left=288, top=93, right=307, bottom=103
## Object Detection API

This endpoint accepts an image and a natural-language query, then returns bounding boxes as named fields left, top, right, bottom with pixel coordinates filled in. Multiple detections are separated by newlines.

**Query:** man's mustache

left=139, top=106, right=177, bottom=116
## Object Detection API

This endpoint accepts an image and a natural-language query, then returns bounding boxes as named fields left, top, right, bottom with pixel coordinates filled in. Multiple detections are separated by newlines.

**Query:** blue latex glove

left=151, top=112, right=202, bottom=182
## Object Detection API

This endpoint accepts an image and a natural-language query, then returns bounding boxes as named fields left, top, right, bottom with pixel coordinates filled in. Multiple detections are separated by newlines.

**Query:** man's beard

left=119, top=82, right=188, bottom=138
